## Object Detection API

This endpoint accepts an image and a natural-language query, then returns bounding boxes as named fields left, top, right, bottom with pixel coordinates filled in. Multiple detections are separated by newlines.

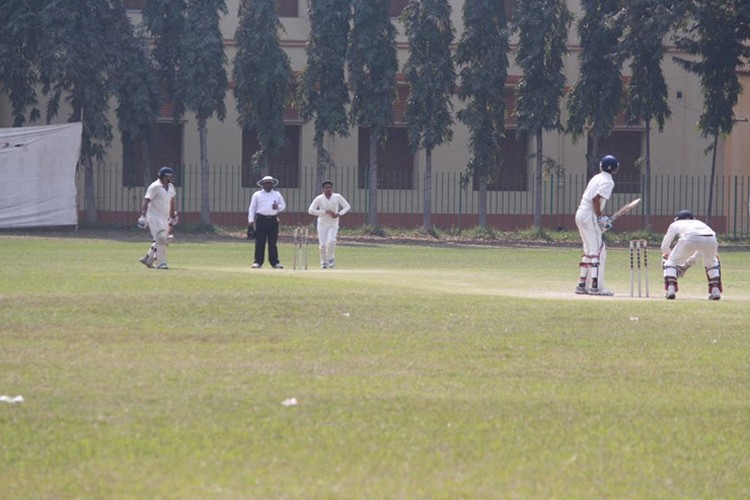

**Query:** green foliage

left=297, top=0, right=352, bottom=145
left=674, top=0, right=750, bottom=139
left=621, top=0, right=677, bottom=131
left=513, top=0, right=572, bottom=135
left=233, top=0, right=293, bottom=156
left=111, top=3, right=161, bottom=149
left=566, top=0, right=624, bottom=173
left=455, top=0, right=509, bottom=181
left=142, top=0, right=187, bottom=110
left=178, top=0, right=228, bottom=124
left=0, top=0, right=45, bottom=126
left=347, top=0, right=398, bottom=143
left=401, top=0, right=456, bottom=154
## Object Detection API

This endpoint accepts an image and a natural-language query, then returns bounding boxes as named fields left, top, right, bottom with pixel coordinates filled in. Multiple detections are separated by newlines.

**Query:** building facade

left=1, top=0, right=748, bottom=231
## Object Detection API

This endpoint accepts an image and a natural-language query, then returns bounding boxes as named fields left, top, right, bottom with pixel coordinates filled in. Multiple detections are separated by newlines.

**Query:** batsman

left=574, top=155, right=619, bottom=295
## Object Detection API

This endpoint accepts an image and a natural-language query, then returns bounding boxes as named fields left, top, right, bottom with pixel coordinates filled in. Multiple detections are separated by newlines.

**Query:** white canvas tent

left=0, top=123, right=82, bottom=228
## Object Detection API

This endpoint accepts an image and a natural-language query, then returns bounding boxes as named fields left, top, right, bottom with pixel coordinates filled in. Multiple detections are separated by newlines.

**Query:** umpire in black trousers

left=247, top=176, right=287, bottom=269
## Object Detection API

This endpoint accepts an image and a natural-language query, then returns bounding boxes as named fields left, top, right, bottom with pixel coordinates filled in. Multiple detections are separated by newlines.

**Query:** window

left=276, top=0, right=298, bottom=17
left=358, top=127, right=413, bottom=189
left=122, top=0, right=145, bottom=10
left=242, top=126, right=301, bottom=188
left=123, top=123, right=183, bottom=187
left=589, top=131, right=643, bottom=194
left=473, top=130, right=528, bottom=192
left=389, top=0, right=409, bottom=17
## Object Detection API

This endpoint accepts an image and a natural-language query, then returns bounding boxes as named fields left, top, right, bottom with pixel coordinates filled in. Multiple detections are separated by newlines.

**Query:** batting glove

left=137, top=215, right=148, bottom=229
left=169, top=213, right=179, bottom=226
left=597, top=216, right=612, bottom=231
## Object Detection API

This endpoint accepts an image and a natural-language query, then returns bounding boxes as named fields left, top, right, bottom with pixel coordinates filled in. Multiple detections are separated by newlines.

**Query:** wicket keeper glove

left=247, top=224, right=255, bottom=240
left=137, top=215, right=148, bottom=229
left=597, top=216, right=612, bottom=231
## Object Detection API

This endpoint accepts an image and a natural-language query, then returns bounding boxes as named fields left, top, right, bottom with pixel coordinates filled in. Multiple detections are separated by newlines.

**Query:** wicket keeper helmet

left=599, top=155, right=620, bottom=173
left=158, top=166, right=175, bottom=180
left=675, top=209, right=694, bottom=221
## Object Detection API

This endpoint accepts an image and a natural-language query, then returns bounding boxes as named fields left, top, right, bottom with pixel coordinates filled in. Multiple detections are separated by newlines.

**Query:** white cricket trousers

left=148, top=217, right=169, bottom=266
left=317, top=219, right=339, bottom=265
left=575, top=209, right=607, bottom=289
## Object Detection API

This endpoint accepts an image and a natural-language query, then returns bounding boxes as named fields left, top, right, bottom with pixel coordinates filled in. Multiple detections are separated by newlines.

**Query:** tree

left=513, top=0, right=572, bottom=229
left=297, top=0, right=352, bottom=192
left=567, top=0, right=625, bottom=177
left=110, top=2, right=161, bottom=187
left=173, top=0, right=228, bottom=227
left=402, top=0, right=456, bottom=232
left=0, top=0, right=45, bottom=126
left=34, top=1, right=133, bottom=223
left=674, top=0, right=750, bottom=224
left=456, top=0, right=509, bottom=228
left=142, top=0, right=187, bottom=113
left=233, top=0, right=293, bottom=176
left=348, top=0, right=398, bottom=228
left=621, top=0, right=679, bottom=230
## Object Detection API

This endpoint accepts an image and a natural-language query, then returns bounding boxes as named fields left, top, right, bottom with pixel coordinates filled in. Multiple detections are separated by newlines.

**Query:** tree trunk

left=423, top=147, right=432, bottom=231
left=643, top=121, right=651, bottom=230
left=478, top=171, right=487, bottom=228
left=533, top=128, right=543, bottom=228
left=142, top=138, right=151, bottom=188
left=315, top=135, right=325, bottom=197
left=84, top=153, right=97, bottom=224
left=199, top=119, right=211, bottom=226
left=368, top=133, right=378, bottom=227
left=706, top=133, right=718, bottom=226
left=589, top=135, right=600, bottom=178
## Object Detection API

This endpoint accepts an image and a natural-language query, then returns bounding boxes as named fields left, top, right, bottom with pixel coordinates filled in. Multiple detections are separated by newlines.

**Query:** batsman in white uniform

left=661, top=210, right=722, bottom=300
left=574, top=155, right=619, bottom=296
left=308, top=180, right=351, bottom=268
left=138, top=166, right=177, bottom=270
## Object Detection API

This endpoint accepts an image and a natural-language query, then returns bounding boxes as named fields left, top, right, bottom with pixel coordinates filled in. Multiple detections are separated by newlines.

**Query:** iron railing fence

left=80, top=163, right=750, bottom=237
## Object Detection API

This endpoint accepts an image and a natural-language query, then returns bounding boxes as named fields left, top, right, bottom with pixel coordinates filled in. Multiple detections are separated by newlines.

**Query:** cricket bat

left=610, top=198, right=641, bottom=221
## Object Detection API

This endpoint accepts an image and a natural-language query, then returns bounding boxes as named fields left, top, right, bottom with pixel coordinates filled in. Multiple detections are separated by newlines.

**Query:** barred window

left=589, top=131, right=644, bottom=194
left=242, top=126, right=301, bottom=189
left=122, top=123, right=183, bottom=187
left=358, top=127, right=414, bottom=190
left=276, top=0, right=298, bottom=17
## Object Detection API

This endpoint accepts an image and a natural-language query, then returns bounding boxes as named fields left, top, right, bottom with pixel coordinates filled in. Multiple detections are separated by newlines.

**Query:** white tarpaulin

left=0, top=123, right=82, bottom=228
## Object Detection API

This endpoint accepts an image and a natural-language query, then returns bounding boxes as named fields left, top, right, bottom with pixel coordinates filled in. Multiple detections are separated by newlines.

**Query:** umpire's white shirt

left=577, top=171, right=614, bottom=216
left=248, top=189, right=286, bottom=222
left=308, top=193, right=351, bottom=227
left=145, top=180, right=176, bottom=229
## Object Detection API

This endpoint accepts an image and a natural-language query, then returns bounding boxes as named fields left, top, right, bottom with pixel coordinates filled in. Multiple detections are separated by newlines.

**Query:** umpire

left=248, top=175, right=286, bottom=269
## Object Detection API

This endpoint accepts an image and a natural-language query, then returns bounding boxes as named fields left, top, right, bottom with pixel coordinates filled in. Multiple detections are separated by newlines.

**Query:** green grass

left=1, top=234, right=749, bottom=498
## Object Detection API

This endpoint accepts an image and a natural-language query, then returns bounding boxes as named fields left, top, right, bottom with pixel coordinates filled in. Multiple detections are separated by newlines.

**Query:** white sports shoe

left=320, top=263, right=328, bottom=269
left=251, top=263, right=261, bottom=269
left=328, top=258, right=335, bottom=269
left=709, top=287, right=721, bottom=300
left=666, top=286, right=676, bottom=300
left=156, top=263, right=169, bottom=270
left=588, top=287, right=614, bottom=296
left=574, top=283, right=587, bottom=295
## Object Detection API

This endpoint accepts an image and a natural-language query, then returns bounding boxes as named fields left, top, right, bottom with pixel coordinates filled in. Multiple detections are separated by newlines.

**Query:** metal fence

left=81, top=163, right=750, bottom=237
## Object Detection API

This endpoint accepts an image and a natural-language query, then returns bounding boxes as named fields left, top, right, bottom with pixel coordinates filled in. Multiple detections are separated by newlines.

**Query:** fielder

left=661, top=210, right=722, bottom=300
left=308, top=180, right=351, bottom=268
left=138, top=166, right=178, bottom=270
left=574, top=155, right=619, bottom=296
